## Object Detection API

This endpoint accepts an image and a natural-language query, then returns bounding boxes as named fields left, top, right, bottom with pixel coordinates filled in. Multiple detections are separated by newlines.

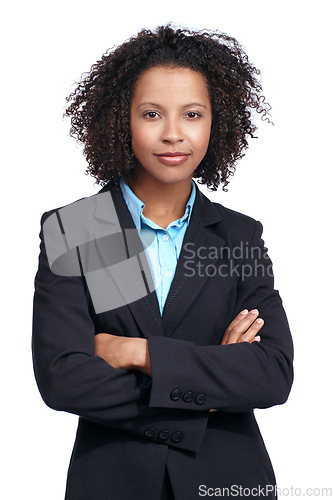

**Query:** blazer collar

left=97, top=180, right=224, bottom=227
left=94, top=181, right=226, bottom=338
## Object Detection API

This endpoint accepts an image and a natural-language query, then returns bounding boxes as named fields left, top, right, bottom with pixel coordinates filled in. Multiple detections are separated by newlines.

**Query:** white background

left=1, top=1, right=332, bottom=498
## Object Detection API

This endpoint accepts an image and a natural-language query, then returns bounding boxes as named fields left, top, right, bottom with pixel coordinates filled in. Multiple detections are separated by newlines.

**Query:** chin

left=134, top=161, right=195, bottom=185
left=153, top=167, right=195, bottom=183
left=155, top=174, right=191, bottom=185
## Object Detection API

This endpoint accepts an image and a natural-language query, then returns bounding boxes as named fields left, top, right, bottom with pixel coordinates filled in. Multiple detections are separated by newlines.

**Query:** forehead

left=131, top=66, right=210, bottom=103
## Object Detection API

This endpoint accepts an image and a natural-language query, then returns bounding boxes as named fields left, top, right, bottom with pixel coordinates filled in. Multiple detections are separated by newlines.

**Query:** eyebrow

left=137, top=102, right=207, bottom=110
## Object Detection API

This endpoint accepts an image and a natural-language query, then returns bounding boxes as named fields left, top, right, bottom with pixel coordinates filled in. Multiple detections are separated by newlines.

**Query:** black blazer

left=32, top=181, right=294, bottom=500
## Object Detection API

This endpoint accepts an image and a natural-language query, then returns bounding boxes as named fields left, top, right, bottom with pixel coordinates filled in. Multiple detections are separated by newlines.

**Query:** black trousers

left=161, top=467, right=175, bottom=500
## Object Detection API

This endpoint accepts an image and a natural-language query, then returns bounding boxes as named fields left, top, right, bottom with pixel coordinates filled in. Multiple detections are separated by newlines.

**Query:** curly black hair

left=64, top=24, right=271, bottom=191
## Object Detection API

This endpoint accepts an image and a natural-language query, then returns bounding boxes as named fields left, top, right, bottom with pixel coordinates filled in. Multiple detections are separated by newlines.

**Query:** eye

left=143, top=111, right=159, bottom=119
left=186, top=111, right=202, bottom=119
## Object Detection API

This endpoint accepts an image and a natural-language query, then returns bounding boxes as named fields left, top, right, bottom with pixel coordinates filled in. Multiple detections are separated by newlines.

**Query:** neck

left=127, top=168, right=193, bottom=223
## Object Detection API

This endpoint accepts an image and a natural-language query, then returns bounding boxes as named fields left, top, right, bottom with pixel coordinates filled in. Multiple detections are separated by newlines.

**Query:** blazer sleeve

left=32, top=211, right=209, bottom=453
left=147, top=220, right=294, bottom=413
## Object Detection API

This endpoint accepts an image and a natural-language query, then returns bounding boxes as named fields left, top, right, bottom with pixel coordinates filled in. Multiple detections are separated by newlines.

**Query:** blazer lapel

left=161, top=186, right=226, bottom=337
left=96, top=182, right=226, bottom=338
left=95, top=184, right=165, bottom=337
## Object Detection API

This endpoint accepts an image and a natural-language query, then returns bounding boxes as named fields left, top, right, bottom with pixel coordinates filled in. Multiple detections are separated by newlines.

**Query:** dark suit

left=32, top=181, right=293, bottom=500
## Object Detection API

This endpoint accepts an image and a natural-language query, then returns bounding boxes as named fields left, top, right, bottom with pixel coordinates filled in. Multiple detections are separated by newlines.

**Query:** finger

left=238, top=319, right=264, bottom=343
left=221, top=309, right=248, bottom=345
left=226, top=309, right=249, bottom=332
left=227, top=309, right=260, bottom=344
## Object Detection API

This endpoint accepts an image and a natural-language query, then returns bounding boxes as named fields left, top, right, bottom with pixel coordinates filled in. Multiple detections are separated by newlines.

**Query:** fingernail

left=256, top=319, right=263, bottom=324
left=240, top=309, right=248, bottom=315
left=254, top=335, right=261, bottom=341
left=250, top=309, right=258, bottom=314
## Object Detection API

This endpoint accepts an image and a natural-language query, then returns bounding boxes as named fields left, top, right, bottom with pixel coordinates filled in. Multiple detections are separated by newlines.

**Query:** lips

left=155, top=152, right=190, bottom=157
left=155, top=152, right=190, bottom=166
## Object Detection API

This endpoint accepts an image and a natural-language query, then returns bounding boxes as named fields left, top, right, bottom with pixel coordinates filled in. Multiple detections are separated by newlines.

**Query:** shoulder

left=40, top=182, right=120, bottom=225
left=39, top=187, right=117, bottom=227
left=214, top=201, right=258, bottom=226
left=195, top=186, right=264, bottom=245
left=205, top=197, right=264, bottom=245
left=37, top=188, right=120, bottom=276
left=40, top=194, right=96, bottom=225
left=201, top=187, right=261, bottom=231
left=197, top=185, right=257, bottom=227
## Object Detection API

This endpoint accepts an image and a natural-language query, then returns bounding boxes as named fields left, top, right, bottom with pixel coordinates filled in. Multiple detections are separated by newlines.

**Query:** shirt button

left=163, top=233, right=169, bottom=241
left=165, top=270, right=173, bottom=278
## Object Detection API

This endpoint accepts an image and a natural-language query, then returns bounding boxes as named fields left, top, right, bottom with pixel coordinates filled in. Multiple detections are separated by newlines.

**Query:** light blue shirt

left=119, top=177, right=196, bottom=315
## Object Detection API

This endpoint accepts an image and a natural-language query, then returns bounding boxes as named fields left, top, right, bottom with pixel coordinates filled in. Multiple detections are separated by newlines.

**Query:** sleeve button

left=158, top=430, right=170, bottom=441
left=170, top=388, right=182, bottom=401
left=183, top=391, right=195, bottom=402
left=171, top=431, right=183, bottom=443
left=195, top=393, right=206, bottom=405
left=144, top=427, right=156, bottom=438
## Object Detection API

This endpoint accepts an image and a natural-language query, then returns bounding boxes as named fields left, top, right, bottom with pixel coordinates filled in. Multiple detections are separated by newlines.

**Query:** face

left=129, top=65, right=212, bottom=187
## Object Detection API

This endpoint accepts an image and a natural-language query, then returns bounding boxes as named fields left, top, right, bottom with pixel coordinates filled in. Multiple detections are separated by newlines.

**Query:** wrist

left=131, top=338, right=151, bottom=376
left=129, top=338, right=147, bottom=370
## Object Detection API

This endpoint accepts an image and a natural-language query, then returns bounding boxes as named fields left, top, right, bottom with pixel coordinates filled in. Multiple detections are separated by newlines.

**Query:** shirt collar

left=119, top=177, right=196, bottom=232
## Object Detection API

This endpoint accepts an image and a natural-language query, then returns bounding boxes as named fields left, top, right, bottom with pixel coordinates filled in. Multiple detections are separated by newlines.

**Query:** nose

left=161, top=117, right=184, bottom=144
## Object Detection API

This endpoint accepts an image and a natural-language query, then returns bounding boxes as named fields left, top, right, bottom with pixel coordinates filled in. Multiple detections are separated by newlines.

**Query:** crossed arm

left=95, top=308, right=263, bottom=375
left=33, top=211, right=293, bottom=451
left=95, top=308, right=264, bottom=412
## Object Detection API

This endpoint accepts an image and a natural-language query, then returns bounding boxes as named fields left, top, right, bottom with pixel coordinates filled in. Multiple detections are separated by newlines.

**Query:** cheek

left=194, top=124, right=211, bottom=153
left=130, top=117, right=144, bottom=153
left=131, top=129, right=149, bottom=156
left=130, top=118, right=157, bottom=152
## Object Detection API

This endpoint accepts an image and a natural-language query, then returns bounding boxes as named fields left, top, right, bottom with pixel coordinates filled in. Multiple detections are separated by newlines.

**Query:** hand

left=221, top=309, right=264, bottom=345
left=210, top=309, right=264, bottom=413
left=95, top=333, right=152, bottom=376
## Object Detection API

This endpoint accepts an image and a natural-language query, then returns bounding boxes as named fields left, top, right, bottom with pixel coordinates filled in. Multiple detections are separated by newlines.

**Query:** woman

left=32, top=24, right=293, bottom=499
